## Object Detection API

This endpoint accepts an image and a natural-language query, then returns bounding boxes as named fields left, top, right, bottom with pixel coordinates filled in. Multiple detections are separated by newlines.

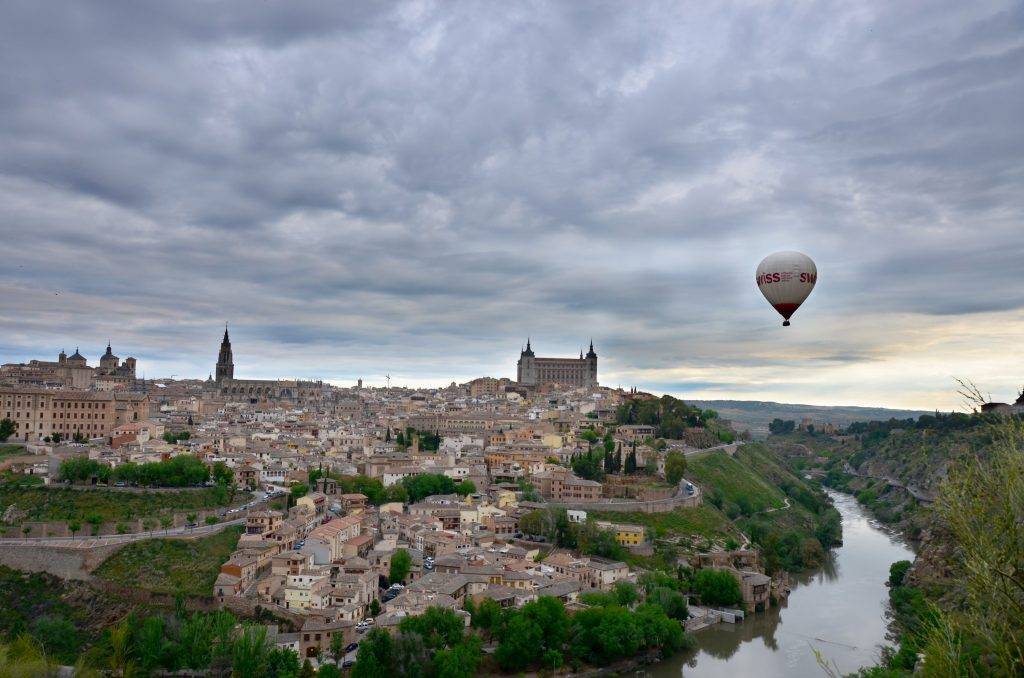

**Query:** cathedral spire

left=216, top=325, right=234, bottom=382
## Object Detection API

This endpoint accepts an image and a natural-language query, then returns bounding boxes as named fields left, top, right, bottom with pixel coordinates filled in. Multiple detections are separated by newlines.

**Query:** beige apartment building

left=531, top=467, right=602, bottom=502
left=0, top=387, right=148, bottom=442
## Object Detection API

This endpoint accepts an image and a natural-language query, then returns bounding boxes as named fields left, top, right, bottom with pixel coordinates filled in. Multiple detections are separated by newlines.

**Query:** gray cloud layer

left=1, top=1, right=1022, bottom=407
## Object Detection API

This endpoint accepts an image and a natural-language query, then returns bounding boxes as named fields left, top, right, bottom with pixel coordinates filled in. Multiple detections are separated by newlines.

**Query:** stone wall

left=549, top=480, right=702, bottom=513
left=0, top=541, right=129, bottom=580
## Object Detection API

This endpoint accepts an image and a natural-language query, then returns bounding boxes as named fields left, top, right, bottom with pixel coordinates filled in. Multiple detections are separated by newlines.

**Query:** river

left=649, top=490, right=915, bottom=677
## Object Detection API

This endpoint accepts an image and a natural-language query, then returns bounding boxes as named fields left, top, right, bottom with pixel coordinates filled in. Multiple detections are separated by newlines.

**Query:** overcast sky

left=1, top=1, right=1022, bottom=410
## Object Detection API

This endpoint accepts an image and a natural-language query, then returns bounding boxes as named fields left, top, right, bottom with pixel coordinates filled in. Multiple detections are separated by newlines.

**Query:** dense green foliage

left=692, top=569, right=742, bottom=606
left=59, top=454, right=211, bottom=487
left=353, top=608, right=481, bottom=678
left=570, top=449, right=605, bottom=481
left=161, top=431, right=192, bottom=443
left=615, top=395, right=713, bottom=439
left=111, top=612, right=300, bottom=676
left=389, top=548, right=412, bottom=584
left=94, top=526, right=243, bottom=596
left=664, top=450, right=687, bottom=485
left=0, top=566, right=93, bottom=664
left=482, top=590, right=695, bottom=672
left=401, top=473, right=458, bottom=502
left=394, top=427, right=442, bottom=452
left=0, top=418, right=15, bottom=442
left=0, top=567, right=304, bottom=676
left=327, top=474, right=408, bottom=505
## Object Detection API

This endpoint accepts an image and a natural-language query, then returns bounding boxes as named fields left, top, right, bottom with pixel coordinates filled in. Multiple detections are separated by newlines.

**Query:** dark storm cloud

left=1, top=0, right=1022, bottom=406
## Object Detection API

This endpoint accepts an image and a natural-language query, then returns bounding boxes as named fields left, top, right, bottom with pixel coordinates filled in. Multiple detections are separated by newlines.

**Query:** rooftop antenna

left=386, top=374, right=391, bottom=389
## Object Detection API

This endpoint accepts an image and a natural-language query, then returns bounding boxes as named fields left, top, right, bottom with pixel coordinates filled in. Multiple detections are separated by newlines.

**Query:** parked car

left=345, top=643, right=359, bottom=653
left=342, top=659, right=356, bottom=668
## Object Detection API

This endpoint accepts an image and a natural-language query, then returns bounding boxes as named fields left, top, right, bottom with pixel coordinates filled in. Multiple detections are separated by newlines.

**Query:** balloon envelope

left=756, top=251, right=817, bottom=326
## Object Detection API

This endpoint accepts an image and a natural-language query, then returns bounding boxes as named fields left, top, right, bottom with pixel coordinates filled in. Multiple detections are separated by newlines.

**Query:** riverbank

left=646, top=490, right=914, bottom=677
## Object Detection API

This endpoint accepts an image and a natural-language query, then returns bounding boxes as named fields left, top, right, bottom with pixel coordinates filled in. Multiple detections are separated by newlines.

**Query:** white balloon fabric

left=756, top=251, right=817, bottom=326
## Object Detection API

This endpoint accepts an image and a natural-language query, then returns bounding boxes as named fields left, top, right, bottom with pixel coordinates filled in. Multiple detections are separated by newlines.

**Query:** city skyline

left=2, top=2, right=1022, bottom=411
left=0, top=326, right=1010, bottom=413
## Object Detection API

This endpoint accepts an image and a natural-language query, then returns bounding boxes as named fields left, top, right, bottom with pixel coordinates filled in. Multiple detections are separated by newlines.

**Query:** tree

left=454, top=479, right=476, bottom=496
left=649, top=586, right=688, bottom=620
left=389, top=549, right=411, bottom=584
left=432, top=635, right=481, bottom=678
left=693, top=569, right=742, bottom=607
left=0, top=418, right=14, bottom=442
left=67, top=520, right=81, bottom=538
left=495, top=610, right=543, bottom=671
left=369, top=598, right=381, bottom=617
left=352, top=629, right=394, bottom=678
left=329, top=632, right=347, bottom=664
left=86, top=514, right=102, bottom=536
left=888, top=560, right=912, bottom=588
left=230, top=625, right=271, bottom=677
left=160, top=515, right=173, bottom=534
left=211, top=461, right=234, bottom=486
left=398, top=607, right=464, bottom=650
left=318, top=664, right=342, bottom=678
left=401, top=474, right=456, bottom=502
left=664, top=450, right=687, bottom=485
left=613, top=581, right=639, bottom=607
left=517, top=481, right=540, bottom=502
left=471, top=598, right=502, bottom=638
left=186, top=513, right=197, bottom=530
left=571, top=450, right=605, bottom=481
left=290, top=483, right=308, bottom=499
left=768, top=418, right=796, bottom=435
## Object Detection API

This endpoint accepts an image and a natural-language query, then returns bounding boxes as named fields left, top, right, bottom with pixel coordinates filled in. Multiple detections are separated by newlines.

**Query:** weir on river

left=648, top=490, right=915, bottom=677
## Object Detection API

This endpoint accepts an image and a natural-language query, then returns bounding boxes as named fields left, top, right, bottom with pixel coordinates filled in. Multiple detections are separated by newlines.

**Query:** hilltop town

left=0, top=331, right=837, bottom=672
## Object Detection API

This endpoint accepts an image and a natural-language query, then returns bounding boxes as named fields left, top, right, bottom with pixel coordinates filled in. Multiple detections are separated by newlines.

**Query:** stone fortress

left=516, top=339, right=598, bottom=388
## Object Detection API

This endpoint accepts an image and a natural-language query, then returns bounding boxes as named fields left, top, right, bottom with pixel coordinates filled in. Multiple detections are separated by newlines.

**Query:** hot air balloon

left=756, top=251, right=817, bottom=326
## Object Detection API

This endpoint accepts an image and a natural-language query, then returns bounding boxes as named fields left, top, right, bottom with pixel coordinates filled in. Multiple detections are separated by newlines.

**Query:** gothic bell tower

left=215, top=325, right=234, bottom=382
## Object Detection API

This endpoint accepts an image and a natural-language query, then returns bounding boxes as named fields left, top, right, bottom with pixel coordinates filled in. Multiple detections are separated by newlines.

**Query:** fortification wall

left=0, top=541, right=128, bottom=580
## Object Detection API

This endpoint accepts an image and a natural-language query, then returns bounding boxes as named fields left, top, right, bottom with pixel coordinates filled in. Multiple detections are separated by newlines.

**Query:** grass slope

left=686, top=447, right=787, bottom=513
left=94, top=526, right=243, bottom=597
left=0, top=485, right=247, bottom=523
left=587, top=505, right=735, bottom=541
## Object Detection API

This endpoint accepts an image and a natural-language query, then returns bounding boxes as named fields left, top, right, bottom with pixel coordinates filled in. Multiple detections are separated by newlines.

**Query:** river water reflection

left=649, top=491, right=914, bottom=677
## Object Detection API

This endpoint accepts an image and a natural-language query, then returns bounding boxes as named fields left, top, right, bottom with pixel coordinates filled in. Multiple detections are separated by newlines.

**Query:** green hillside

left=687, top=447, right=787, bottom=513
left=94, top=526, right=243, bottom=597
